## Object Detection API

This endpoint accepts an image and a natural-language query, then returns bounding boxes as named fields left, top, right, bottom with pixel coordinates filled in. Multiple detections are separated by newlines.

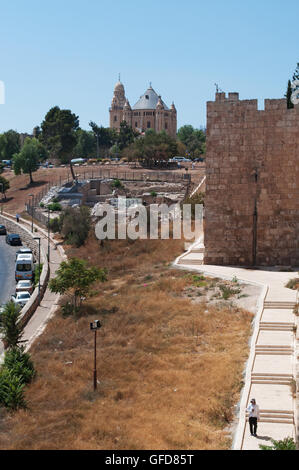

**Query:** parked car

left=16, top=280, right=34, bottom=295
left=15, top=254, right=35, bottom=281
left=15, top=247, right=33, bottom=260
left=11, top=291, right=31, bottom=307
left=6, top=234, right=22, bottom=246
left=0, top=224, right=7, bottom=235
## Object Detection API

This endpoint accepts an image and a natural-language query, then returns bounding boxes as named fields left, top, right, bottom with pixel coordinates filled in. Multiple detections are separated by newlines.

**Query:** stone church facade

left=204, top=92, right=299, bottom=267
left=109, top=80, right=177, bottom=138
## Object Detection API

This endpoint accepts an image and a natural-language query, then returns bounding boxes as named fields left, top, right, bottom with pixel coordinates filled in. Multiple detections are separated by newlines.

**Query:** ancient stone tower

left=204, top=92, right=299, bottom=267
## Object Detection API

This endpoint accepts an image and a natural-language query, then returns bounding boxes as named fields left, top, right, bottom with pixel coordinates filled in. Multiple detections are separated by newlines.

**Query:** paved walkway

left=0, top=213, right=65, bottom=357
left=174, top=242, right=298, bottom=450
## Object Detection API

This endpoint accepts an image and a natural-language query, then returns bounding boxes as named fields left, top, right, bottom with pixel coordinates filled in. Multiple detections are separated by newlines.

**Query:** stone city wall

left=204, top=92, right=299, bottom=266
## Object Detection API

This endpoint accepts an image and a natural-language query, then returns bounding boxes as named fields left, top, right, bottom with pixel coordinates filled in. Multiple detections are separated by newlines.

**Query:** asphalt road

left=0, top=234, right=19, bottom=306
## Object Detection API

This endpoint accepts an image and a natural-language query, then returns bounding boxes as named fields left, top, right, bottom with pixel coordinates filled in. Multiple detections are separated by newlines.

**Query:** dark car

left=0, top=225, right=7, bottom=235
left=6, top=234, right=22, bottom=246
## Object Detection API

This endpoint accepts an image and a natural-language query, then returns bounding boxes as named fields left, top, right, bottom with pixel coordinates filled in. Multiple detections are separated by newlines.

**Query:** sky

left=0, top=0, right=298, bottom=133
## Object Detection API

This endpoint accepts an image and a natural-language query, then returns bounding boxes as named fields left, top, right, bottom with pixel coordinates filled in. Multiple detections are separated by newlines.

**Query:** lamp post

left=90, top=320, right=102, bottom=391
left=33, top=237, right=41, bottom=305
left=0, top=182, right=3, bottom=214
left=29, top=194, right=34, bottom=232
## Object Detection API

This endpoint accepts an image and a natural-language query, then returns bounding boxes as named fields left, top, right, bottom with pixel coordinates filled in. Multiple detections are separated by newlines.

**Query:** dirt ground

left=0, top=231, right=255, bottom=450
left=1, top=163, right=205, bottom=214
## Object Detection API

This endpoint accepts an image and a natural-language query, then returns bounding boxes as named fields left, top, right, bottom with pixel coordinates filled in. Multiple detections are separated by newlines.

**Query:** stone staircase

left=246, top=409, right=294, bottom=424
left=264, top=301, right=297, bottom=309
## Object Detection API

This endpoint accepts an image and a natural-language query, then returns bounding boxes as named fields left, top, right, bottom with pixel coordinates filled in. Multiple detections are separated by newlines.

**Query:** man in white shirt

left=247, top=398, right=260, bottom=436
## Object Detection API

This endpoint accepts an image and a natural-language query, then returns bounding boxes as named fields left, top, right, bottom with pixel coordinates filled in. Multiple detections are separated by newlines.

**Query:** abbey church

left=109, top=80, right=177, bottom=138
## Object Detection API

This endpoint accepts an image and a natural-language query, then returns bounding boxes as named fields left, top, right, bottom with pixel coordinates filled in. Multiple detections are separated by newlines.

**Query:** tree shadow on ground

left=19, top=181, right=48, bottom=191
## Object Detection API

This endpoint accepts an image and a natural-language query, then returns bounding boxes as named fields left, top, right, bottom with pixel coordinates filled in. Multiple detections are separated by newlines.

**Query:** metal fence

left=25, top=167, right=190, bottom=226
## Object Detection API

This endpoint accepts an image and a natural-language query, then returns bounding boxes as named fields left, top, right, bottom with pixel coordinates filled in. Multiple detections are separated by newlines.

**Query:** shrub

left=39, top=202, right=45, bottom=208
left=48, top=217, right=62, bottom=233
left=111, top=179, right=123, bottom=189
left=0, top=369, right=27, bottom=411
left=34, top=263, right=43, bottom=287
left=3, top=348, right=35, bottom=385
left=60, top=206, right=91, bottom=247
left=0, top=302, right=23, bottom=349
left=47, top=202, right=62, bottom=212
left=259, top=437, right=296, bottom=450
left=285, top=278, right=299, bottom=290
left=150, top=191, right=157, bottom=197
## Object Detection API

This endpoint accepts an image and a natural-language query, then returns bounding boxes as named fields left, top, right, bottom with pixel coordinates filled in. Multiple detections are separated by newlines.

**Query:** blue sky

left=0, top=0, right=298, bottom=133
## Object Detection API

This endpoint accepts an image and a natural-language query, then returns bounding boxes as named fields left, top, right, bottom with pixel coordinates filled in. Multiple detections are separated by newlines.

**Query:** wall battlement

left=204, top=92, right=299, bottom=266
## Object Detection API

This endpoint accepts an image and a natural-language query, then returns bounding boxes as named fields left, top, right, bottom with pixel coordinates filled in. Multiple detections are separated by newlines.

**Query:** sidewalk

left=174, top=247, right=298, bottom=450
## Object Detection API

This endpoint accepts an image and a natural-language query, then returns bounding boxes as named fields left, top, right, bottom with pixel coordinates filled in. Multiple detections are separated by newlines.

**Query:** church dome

left=114, top=81, right=125, bottom=94
left=133, top=86, right=169, bottom=110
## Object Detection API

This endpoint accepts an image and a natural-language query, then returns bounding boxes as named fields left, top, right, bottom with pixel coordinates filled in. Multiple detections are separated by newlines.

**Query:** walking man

left=16, top=213, right=20, bottom=223
left=247, top=398, right=260, bottom=436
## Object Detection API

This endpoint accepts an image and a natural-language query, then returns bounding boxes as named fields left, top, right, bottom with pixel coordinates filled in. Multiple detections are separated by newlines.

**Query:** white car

left=16, top=280, right=34, bottom=294
left=11, top=292, right=31, bottom=307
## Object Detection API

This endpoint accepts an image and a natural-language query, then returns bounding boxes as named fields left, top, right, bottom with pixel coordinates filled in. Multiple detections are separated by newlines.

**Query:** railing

left=25, top=168, right=190, bottom=225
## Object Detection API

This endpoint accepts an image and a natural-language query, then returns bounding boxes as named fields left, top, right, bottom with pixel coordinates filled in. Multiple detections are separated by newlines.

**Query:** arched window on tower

left=114, top=116, right=117, bottom=122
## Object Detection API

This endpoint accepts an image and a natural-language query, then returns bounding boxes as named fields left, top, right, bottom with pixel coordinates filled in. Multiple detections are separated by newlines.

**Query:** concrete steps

left=246, top=410, right=294, bottom=424
left=259, top=322, right=294, bottom=331
left=255, top=344, right=293, bottom=355
left=251, top=372, right=294, bottom=385
left=264, top=301, right=297, bottom=309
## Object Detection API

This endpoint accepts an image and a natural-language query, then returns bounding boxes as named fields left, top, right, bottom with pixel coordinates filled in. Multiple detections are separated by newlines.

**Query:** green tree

left=40, top=106, right=79, bottom=180
left=0, top=130, right=20, bottom=161
left=0, top=368, right=27, bottom=410
left=0, top=301, right=23, bottom=349
left=0, top=175, right=10, bottom=199
left=3, top=347, right=35, bottom=385
left=259, top=437, right=296, bottom=450
left=73, top=129, right=97, bottom=159
left=49, top=258, right=107, bottom=311
left=60, top=205, right=91, bottom=247
left=89, top=122, right=117, bottom=157
left=13, top=137, right=45, bottom=185
left=124, top=129, right=177, bottom=167
left=286, top=80, right=294, bottom=109
left=292, top=62, right=299, bottom=81
left=117, top=121, right=138, bottom=150
left=177, top=125, right=206, bottom=158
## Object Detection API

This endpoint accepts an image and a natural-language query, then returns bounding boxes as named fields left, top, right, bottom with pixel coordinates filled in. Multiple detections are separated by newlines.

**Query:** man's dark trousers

left=249, top=417, right=258, bottom=435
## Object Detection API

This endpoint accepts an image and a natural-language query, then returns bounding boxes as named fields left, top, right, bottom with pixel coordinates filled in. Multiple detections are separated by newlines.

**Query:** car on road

left=0, top=224, right=7, bottom=235
left=11, top=291, right=31, bottom=307
left=15, top=247, right=33, bottom=260
left=15, top=254, right=35, bottom=281
left=6, top=233, right=22, bottom=246
left=16, top=280, right=34, bottom=295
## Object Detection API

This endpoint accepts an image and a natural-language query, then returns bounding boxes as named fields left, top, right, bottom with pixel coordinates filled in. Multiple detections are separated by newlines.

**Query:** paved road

left=0, top=234, right=19, bottom=306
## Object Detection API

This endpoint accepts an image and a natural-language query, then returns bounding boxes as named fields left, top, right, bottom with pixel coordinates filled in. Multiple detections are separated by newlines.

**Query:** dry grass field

left=0, top=231, right=253, bottom=450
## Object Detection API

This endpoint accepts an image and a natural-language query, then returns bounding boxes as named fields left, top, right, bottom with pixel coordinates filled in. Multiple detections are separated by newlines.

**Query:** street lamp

left=0, top=182, right=3, bottom=214
left=33, top=237, right=41, bottom=305
left=28, top=194, right=34, bottom=233
left=90, top=320, right=102, bottom=391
